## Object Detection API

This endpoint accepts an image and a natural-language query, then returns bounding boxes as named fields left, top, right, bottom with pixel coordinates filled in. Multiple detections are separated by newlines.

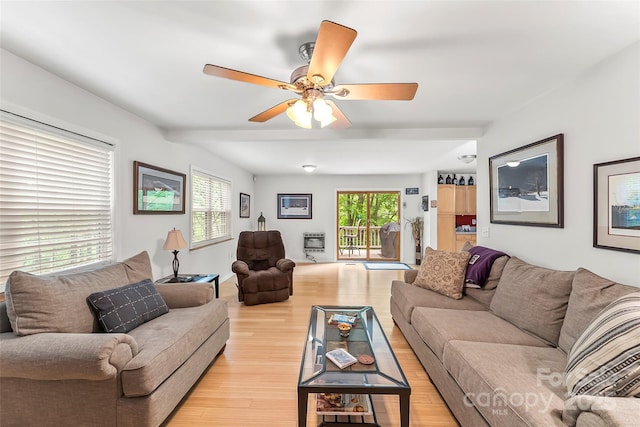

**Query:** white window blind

left=191, top=167, right=231, bottom=248
left=0, top=114, right=114, bottom=287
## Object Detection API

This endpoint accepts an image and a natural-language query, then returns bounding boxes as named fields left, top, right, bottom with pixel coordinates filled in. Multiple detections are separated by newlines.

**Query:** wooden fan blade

left=203, top=64, right=298, bottom=92
left=332, top=83, right=418, bottom=100
left=307, top=21, right=357, bottom=86
left=248, top=99, right=297, bottom=122
left=324, top=100, right=351, bottom=129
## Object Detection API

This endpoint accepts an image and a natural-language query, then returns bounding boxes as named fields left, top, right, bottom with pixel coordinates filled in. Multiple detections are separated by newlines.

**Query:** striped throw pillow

left=564, top=292, right=640, bottom=397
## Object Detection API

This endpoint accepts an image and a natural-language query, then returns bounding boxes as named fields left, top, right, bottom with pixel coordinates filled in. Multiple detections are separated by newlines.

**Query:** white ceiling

left=1, top=1, right=639, bottom=175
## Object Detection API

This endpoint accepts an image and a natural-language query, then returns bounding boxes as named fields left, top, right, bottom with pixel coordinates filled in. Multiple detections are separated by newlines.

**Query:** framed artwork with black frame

left=489, top=134, right=564, bottom=227
left=277, top=193, right=312, bottom=219
left=240, top=193, right=250, bottom=218
left=593, top=156, right=640, bottom=254
left=133, top=161, right=186, bottom=214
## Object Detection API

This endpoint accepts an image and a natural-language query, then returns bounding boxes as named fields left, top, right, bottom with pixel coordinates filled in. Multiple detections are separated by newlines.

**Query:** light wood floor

left=165, top=262, right=459, bottom=427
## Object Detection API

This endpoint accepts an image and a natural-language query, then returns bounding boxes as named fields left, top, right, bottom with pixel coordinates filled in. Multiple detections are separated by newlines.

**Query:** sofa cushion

left=5, top=252, right=153, bottom=336
left=443, top=340, right=567, bottom=427
left=121, top=298, right=228, bottom=397
left=155, top=283, right=214, bottom=308
left=87, top=279, right=169, bottom=333
left=564, top=292, right=640, bottom=398
left=489, top=257, right=575, bottom=346
left=464, top=246, right=509, bottom=288
left=464, top=288, right=496, bottom=308
left=558, top=268, right=638, bottom=354
left=391, top=280, right=487, bottom=324
left=483, top=255, right=509, bottom=290
left=411, top=307, right=550, bottom=360
left=414, top=247, right=470, bottom=299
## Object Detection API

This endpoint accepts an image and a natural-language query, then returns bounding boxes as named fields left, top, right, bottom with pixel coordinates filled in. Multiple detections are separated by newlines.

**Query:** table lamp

left=163, top=228, right=188, bottom=281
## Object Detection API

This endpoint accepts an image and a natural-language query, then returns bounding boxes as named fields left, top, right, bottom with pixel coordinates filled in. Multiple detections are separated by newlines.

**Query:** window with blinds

left=0, top=113, right=114, bottom=288
left=191, top=167, right=231, bottom=248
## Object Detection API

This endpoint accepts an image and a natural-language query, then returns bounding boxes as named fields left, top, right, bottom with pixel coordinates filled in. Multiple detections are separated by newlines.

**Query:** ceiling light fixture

left=458, top=154, right=477, bottom=164
left=286, top=89, right=336, bottom=129
left=506, top=161, right=521, bottom=167
left=302, top=164, right=317, bottom=173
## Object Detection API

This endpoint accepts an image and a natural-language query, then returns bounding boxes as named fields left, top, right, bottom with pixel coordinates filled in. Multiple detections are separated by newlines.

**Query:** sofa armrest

left=276, top=258, right=295, bottom=272
left=0, top=332, right=137, bottom=381
left=404, top=269, right=418, bottom=284
left=564, top=395, right=640, bottom=427
left=232, top=260, right=250, bottom=275
left=155, top=283, right=213, bottom=308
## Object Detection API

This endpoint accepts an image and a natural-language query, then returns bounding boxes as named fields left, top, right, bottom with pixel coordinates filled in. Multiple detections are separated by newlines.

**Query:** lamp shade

left=163, top=228, right=188, bottom=251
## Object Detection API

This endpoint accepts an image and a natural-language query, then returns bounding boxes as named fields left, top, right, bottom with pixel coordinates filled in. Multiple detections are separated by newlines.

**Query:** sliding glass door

left=336, top=191, right=401, bottom=261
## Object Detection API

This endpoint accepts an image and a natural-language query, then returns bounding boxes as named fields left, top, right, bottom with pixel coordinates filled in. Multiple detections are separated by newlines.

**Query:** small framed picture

left=593, top=157, right=640, bottom=254
left=277, top=193, right=312, bottom=219
left=489, top=134, right=564, bottom=227
left=240, top=193, right=250, bottom=218
left=133, top=161, right=185, bottom=214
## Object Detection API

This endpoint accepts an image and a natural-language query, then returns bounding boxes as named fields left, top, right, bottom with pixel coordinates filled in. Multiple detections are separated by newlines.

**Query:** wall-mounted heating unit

left=303, top=232, right=325, bottom=253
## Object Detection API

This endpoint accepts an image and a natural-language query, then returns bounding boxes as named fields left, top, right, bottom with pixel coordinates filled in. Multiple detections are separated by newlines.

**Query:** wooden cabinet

left=437, top=214, right=456, bottom=252
left=455, top=186, right=477, bottom=215
left=438, top=184, right=477, bottom=251
left=437, top=185, right=456, bottom=214
left=455, top=234, right=477, bottom=251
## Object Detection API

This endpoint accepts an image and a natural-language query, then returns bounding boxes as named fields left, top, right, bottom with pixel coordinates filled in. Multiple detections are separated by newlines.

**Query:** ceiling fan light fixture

left=312, top=98, right=333, bottom=121
left=287, top=100, right=312, bottom=128
left=320, top=115, right=337, bottom=128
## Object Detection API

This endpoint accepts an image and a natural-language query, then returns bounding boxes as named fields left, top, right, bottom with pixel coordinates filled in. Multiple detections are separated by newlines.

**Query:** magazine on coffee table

left=325, top=348, right=357, bottom=369
left=328, top=313, right=357, bottom=325
left=316, top=393, right=373, bottom=416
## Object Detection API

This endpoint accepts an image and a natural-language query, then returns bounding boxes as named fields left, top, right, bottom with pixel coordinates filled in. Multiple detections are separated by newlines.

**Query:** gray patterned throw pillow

left=87, top=279, right=169, bottom=333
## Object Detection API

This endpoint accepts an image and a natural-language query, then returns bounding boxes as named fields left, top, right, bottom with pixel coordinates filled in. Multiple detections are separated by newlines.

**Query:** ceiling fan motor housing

left=290, top=65, right=335, bottom=92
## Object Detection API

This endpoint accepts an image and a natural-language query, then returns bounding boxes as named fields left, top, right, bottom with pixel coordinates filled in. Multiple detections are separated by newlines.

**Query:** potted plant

left=406, top=217, right=424, bottom=265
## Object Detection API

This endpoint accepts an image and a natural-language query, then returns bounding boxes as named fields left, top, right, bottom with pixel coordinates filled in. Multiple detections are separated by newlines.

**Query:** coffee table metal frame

left=297, top=305, right=410, bottom=427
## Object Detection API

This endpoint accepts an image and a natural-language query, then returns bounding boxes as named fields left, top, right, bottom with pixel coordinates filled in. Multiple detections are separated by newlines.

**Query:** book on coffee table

left=316, top=393, right=373, bottom=416
left=326, top=348, right=357, bottom=369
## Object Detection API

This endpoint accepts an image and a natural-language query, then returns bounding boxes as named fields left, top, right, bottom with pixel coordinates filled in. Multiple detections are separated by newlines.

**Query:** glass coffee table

left=297, top=306, right=410, bottom=427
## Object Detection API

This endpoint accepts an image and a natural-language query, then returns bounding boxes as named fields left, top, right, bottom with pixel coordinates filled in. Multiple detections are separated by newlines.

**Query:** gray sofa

left=0, top=251, right=230, bottom=427
left=390, top=250, right=639, bottom=427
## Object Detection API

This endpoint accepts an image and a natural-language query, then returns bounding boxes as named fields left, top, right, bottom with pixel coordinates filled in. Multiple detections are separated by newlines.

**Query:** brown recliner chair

left=232, top=230, right=295, bottom=306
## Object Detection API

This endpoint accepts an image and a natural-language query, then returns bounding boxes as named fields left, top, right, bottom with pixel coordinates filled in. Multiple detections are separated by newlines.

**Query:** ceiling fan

left=203, top=20, right=418, bottom=129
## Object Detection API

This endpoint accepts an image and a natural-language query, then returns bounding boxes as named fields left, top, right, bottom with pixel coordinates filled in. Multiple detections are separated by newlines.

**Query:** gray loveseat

left=0, top=251, right=230, bottom=426
left=390, top=249, right=639, bottom=427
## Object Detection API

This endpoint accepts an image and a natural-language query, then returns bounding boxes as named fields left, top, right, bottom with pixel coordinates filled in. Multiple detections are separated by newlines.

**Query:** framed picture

left=240, top=193, right=250, bottom=218
left=593, top=157, right=640, bottom=254
left=489, top=134, right=564, bottom=227
left=277, top=193, right=312, bottom=219
left=133, top=161, right=185, bottom=214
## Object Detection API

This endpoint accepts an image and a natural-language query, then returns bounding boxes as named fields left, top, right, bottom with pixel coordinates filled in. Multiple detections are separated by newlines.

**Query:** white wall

left=0, top=49, right=255, bottom=283
left=254, top=174, right=423, bottom=264
left=5, top=39, right=636, bottom=287
left=476, top=42, right=640, bottom=287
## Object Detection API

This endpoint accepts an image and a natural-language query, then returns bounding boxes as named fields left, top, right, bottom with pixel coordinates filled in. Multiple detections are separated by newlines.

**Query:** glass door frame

left=336, top=191, right=401, bottom=261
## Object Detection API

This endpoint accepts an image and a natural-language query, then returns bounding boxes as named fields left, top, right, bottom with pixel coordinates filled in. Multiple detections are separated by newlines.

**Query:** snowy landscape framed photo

left=489, top=134, right=564, bottom=227
left=593, top=157, right=640, bottom=254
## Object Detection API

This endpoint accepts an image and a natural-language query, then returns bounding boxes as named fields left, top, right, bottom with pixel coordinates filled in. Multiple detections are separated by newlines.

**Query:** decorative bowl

left=338, top=323, right=352, bottom=337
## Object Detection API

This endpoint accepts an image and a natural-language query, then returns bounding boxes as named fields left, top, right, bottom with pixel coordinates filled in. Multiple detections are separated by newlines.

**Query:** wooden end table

left=155, top=274, right=221, bottom=298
